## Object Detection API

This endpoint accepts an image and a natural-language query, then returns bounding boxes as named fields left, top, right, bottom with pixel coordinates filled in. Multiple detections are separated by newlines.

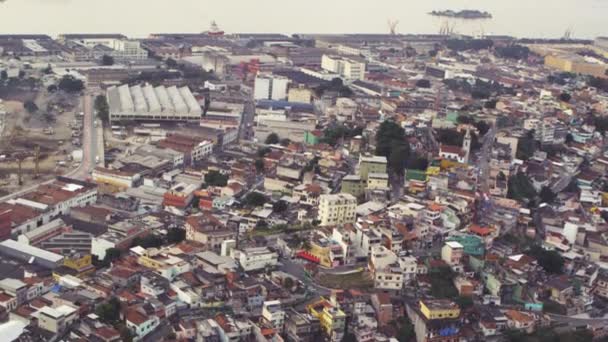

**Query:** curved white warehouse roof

left=130, top=85, right=148, bottom=113
left=143, top=84, right=161, bottom=114
left=179, top=86, right=202, bottom=115
left=154, top=85, right=174, bottom=114
left=167, top=86, right=188, bottom=114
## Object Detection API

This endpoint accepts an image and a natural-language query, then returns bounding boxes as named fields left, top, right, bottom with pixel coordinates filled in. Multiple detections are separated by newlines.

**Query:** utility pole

left=33, top=145, right=40, bottom=179
left=17, top=156, right=23, bottom=186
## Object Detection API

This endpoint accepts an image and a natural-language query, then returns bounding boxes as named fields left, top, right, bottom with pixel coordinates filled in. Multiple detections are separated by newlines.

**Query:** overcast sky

left=0, top=0, right=606, bottom=38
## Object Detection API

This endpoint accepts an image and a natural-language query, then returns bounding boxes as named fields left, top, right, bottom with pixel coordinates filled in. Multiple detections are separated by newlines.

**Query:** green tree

left=389, top=142, right=410, bottom=176
left=131, top=234, right=163, bottom=249
left=204, top=170, right=228, bottom=186
left=484, top=99, right=497, bottom=109
left=167, top=228, right=186, bottom=244
left=516, top=130, right=537, bottom=160
left=559, top=92, right=571, bottom=102
left=0, top=70, right=7, bottom=80
left=376, top=120, right=405, bottom=157
left=166, top=58, right=178, bottom=69
left=539, top=186, right=557, bottom=204
left=495, top=44, right=530, bottom=60
left=43, top=65, right=53, bottom=74
left=95, top=297, right=121, bottom=324
left=245, top=192, right=267, bottom=207
left=103, top=248, right=121, bottom=265
left=376, top=120, right=411, bottom=175
left=321, top=124, right=362, bottom=146
left=283, top=277, right=295, bottom=289
left=23, top=100, right=38, bottom=113
left=507, top=172, right=537, bottom=202
left=527, top=245, right=564, bottom=274
left=101, top=55, right=114, bottom=66
left=415, top=79, right=431, bottom=88
left=94, top=95, right=110, bottom=123
left=255, top=159, right=265, bottom=173
left=58, top=75, right=84, bottom=93
left=265, top=133, right=280, bottom=144
left=395, top=318, right=415, bottom=342
left=118, top=324, right=135, bottom=342
left=429, top=266, right=458, bottom=298
left=273, top=200, right=288, bottom=213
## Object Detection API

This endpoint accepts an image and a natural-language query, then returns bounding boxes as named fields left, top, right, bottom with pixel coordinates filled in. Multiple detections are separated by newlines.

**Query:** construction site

left=0, top=91, right=83, bottom=197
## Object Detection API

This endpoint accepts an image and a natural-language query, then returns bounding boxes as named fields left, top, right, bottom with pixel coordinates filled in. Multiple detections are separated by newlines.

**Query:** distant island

left=429, top=10, right=492, bottom=19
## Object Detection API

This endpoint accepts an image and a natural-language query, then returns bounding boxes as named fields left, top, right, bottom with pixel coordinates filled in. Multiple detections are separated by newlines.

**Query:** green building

left=358, top=155, right=387, bottom=180
left=304, top=130, right=323, bottom=146
left=447, top=235, right=485, bottom=257
left=341, top=175, right=366, bottom=198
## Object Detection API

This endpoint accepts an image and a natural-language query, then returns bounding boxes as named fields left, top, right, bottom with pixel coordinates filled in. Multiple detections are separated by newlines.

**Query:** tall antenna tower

left=388, top=19, right=399, bottom=35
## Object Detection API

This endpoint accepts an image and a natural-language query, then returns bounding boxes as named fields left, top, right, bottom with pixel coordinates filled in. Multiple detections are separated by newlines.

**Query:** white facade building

left=254, top=74, right=289, bottom=101
left=321, top=55, right=366, bottom=81
left=233, top=247, right=279, bottom=272
left=262, top=300, right=285, bottom=332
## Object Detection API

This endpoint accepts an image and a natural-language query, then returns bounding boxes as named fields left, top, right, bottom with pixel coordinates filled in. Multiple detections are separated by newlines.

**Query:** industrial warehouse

left=106, top=84, right=203, bottom=123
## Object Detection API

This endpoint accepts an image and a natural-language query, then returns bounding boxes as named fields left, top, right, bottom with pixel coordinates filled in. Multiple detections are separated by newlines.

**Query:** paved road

left=548, top=313, right=608, bottom=325
left=477, top=126, right=496, bottom=194
left=67, top=93, right=97, bottom=180
left=279, top=258, right=332, bottom=297
left=239, top=98, right=255, bottom=141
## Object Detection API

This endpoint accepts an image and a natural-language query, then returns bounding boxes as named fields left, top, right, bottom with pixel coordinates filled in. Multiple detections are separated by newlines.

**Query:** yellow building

left=53, top=253, right=95, bottom=280
left=305, top=238, right=345, bottom=268
left=317, top=193, right=357, bottom=226
left=137, top=249, right=191, bottom=280
left=288, top=86, right=313, bottom=104
left=307, top=298, right=346, bottom=342
left=545, top=54, right=608, bottom=78
left=419, top=299, right=461, bottom=320
left=92, top=167, right=140, bottom=191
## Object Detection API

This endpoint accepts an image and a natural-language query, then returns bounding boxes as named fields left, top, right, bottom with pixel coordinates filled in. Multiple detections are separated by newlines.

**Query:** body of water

left=0, top=0, right=607, bottom=39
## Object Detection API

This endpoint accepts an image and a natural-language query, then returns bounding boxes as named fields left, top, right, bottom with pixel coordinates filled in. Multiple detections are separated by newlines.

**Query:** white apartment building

left=321, top=55, right=366, bottom=81
left=369, top=246, right=402, bottom=291
left=254, top=74, right=289, bottom=101
left=318, top=193, right=357, bottom=226
left=233, top=247, right=279, bottom=272
left=262, top=300, right=285, bottom=332
left=192, top=140, right=214, bottom=162
left=398, top=255, right=418, bottom=284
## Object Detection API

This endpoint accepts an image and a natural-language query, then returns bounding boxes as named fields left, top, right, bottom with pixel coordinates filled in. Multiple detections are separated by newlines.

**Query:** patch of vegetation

left=317, top=270, right=374, bottom=290
left=244, top=192, right=267, bottom=207
left=507, top=172, right=537, bottom=202
left=376, top=120, right=410, bottom=176
left=495, top=44, right=530, bottom=60
left=429, top=266, right=459, bottom=299
left=527, top=245, right=564, bottom=274
left=58, top=75, right=85, bottom=93
left=321, top=124, right=363, bottom=146
left=314, top=78, right=353, bottom=97
left=446, top=39, right=493, bottom=51
left=204, top=170, right=228, bottom=187
left=94, top=95, right=109, bottom=123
